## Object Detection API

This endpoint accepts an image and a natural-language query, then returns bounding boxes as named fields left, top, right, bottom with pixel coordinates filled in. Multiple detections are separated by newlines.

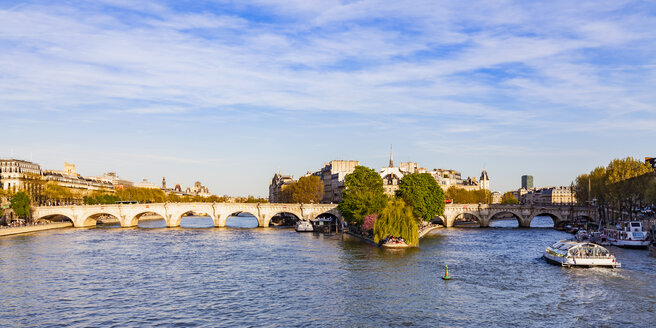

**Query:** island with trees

left=338, top=166, right=445, bottom=247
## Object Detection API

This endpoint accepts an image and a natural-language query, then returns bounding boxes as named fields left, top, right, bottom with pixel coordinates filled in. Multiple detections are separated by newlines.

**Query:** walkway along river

left=0, top=216, right=655, bottom=327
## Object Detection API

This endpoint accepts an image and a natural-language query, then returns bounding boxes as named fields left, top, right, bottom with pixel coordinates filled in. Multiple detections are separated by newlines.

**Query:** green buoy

left=442, top=265, right=451, bottom=280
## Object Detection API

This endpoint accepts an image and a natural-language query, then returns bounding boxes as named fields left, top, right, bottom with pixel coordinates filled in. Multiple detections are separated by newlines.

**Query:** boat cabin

left=547, top=240, right=611, bottom=259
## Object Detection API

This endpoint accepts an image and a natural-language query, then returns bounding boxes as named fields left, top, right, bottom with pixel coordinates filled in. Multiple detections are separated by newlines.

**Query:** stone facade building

left=317, top=160, right=359, bottom=203
left=379, top=148, right=428, bottom=195
left=0, top=159, right=43, bottom=197
left=379, top=148, right=490, bottom=195
left=88, top=172, right=133, bottom=189
left=429, top=168, right=490, bottom=192
left=43, top=162, right=114, bottom=194
left=518, top=186, right=576, bottom=205
left=186, top=181, right=211, bottom=197
left=133, top=179, right=159, bottom=189
left=269, top=172, right=295, bottom=203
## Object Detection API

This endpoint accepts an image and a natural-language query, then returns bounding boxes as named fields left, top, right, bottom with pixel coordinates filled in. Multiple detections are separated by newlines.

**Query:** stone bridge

left=32, top=203, right=340, bottom=228
left=442, top=204, right=596, bottom=228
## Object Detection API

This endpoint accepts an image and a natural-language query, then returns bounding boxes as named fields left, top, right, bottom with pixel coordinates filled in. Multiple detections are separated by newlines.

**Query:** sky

left=1, top=0, right=655, bottom=197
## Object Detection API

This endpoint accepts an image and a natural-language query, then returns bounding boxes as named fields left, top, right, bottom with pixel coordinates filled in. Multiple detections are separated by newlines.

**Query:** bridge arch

left=126, top=210, right=168, bottom=228
left=81, top=212, right=123, bottom=228
left=528, top=212, right=562, bottom=228
left=487, top=211, right=522, bottom=228
left=37, top=213, right=75, bottom=225
left=269, top=211, right=302, bottom=227
left=453, top=212, right=483, bottom=227
left=223, top=211, right=260, bottom=228
left=169, top=210, right=217, bottom=228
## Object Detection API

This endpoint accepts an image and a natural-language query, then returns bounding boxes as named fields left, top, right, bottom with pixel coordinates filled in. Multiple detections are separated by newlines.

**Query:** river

left=1, top=216, right=654, bottom=327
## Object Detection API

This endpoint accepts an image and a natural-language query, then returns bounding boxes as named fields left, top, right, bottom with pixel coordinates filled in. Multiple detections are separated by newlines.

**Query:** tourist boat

left=294, top=220, right=313, bottom=232
left=381, top=236, right=409, bottom=248
left=544, top=240, right=620, bottom=268
left=603, top=221, right=651, bottom=249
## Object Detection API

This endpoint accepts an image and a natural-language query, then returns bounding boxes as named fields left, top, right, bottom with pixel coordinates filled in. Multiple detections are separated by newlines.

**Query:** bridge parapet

left=32, top=203, right=340, bottom=228
left=441, top=204, right=596, bottom=228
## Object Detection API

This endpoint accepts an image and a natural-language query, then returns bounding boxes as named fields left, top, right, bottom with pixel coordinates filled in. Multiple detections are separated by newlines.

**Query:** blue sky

left=1, top=0, right=655, bottom=196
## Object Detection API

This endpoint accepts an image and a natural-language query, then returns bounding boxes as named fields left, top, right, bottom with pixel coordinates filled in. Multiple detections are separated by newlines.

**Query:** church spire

left=389, top=145, right=394, bottom=167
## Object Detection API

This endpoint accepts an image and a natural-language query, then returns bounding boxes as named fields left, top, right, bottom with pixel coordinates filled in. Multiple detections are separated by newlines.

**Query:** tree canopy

left=115, top=187, right=167, bottom=203
left=373, top=198, right=418, bottom=246
left=338, top=166, right=388, bottom=225
left=574, top=157, right=655, bottom=221
left=280, top=175, right=324, bottom=203
left=10, top=192, right=31, bottom=219
left=445, top=186, right=492, bottom=204
left=501, top=192, right=520, bottom=204
left=396, top=173, right=444, bottom=221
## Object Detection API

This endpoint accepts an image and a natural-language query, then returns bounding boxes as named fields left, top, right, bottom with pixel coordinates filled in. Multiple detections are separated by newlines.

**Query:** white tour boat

left=294, top=220, right=314, bottom=232
left=604, top=221, right=650, bottom=249
left=544, top=240, right=620, bottom=268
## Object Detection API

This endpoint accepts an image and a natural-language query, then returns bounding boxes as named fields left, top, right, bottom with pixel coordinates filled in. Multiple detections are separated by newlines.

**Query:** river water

left=1, top=216, right=654, bottom=327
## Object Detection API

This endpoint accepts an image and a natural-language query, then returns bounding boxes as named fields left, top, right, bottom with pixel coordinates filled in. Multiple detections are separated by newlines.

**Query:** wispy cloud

left=1, top=0, right=655, bottom=194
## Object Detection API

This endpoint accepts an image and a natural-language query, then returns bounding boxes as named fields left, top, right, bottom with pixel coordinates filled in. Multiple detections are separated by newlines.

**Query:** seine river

left=1, top=216, right=655, bottom=327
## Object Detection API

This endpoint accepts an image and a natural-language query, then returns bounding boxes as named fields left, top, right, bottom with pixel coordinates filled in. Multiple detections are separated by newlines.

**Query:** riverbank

left=419, top=224, right=443, bottom=239
left=0, top=222, right=73, bottom=237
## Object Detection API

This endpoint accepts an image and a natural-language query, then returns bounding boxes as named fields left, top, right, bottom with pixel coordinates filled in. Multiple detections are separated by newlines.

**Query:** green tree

left=42, top=182, right=74, bottom=205
left=501, top=192, right=520, bottom=204
left=280, top=175, right=325, bottom=203
left=116, top=187, right=167, bottom=203
left=445, top=186, right=492, bottom=204
left=10, top=192, right=31, bottom=220
left=292, top=175, right=324, bottom=203
left=373, top=198, right=418, bottom=246
left=396, top=173, right=445, bottom=221
left=338, top=166, right=388, bottom=225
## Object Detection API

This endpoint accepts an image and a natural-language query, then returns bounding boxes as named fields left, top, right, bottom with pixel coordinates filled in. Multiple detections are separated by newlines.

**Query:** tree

left=84, top=192, right=120, bottom=205
left=42, top=182, right=74, bottom=205
left=501, top=192, right=520, bottom=204
left=445, top=186, right=492, bottom=204
left=10, top=192, right=31, bottom=220
left=282, top=175, right=325, bottom=203
left=362, top=214, right=377, bottom=231
left=373, top=198, right=418, bottom=246
left=116, top=187, right=167, bottom=203
left=396, top=173, right=444, bottom=221
left=338, top=166, right=388, bottom=225
left=574, top=157, right=655, bottom=222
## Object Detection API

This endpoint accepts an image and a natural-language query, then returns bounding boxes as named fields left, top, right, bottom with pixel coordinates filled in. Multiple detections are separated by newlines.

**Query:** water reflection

left=138, top=218, right=166, bottom=228
left=1, top=216, right=654, bottom=327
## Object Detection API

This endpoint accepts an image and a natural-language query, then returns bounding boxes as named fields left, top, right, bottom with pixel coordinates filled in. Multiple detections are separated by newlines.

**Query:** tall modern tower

left=521, top=175, right=533, bottom=189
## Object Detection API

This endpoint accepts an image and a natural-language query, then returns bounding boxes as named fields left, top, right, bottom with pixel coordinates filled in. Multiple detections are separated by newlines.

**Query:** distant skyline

left=2, top=1, right=655, bottom=196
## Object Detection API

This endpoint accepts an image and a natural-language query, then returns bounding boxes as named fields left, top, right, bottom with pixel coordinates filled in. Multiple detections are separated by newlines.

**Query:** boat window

left=631, top=222, right=641, bottom=227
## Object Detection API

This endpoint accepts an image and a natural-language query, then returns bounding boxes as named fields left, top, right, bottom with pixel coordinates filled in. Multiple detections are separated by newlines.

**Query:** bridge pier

left=120, top=215, right=138, bottom=228
left=518, top=218, right=531, bottom=228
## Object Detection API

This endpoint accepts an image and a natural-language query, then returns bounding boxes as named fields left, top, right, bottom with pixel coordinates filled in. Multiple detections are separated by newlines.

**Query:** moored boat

left=294, top=220, right=313, bottom=232
left=544, top=240, right=620, bottom=268
left=604, top=221, right=650, bottom=249
left=381, top=236, right=409, bottom=248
